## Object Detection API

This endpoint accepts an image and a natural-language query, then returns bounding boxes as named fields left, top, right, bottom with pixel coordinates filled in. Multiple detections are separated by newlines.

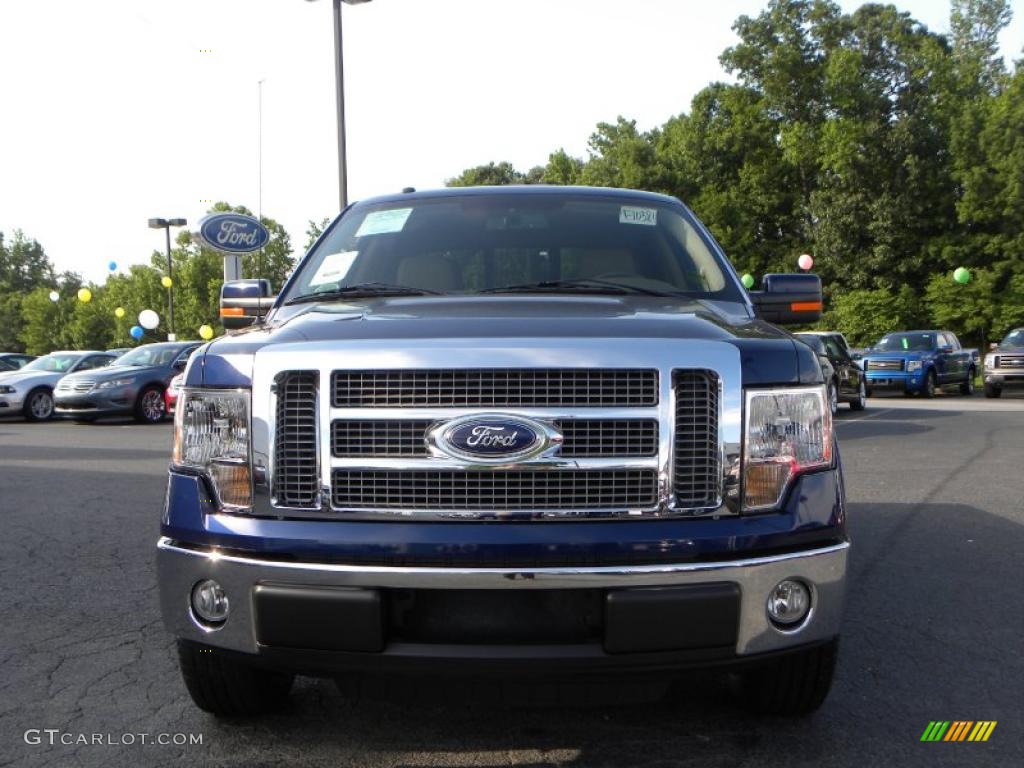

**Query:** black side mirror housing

left=220, top=279, right=276, bottom=330
left=749, top=273, right=823, bottom=326
left=938, top=346, right=953, bottom=354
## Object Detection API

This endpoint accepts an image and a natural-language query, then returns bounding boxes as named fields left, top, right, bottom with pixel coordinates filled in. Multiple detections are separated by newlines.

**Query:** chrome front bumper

left=158, top=538, right=848, bottom=658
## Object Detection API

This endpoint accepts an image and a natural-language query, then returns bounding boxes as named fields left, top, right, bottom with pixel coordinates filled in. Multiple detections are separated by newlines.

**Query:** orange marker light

left=790, top=301, right=823, bottom=312
left=220, top=307, right=245, bottom=317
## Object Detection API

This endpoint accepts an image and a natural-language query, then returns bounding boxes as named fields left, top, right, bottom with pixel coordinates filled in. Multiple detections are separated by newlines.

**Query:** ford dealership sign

left=197, top=213, right=270, bottom=253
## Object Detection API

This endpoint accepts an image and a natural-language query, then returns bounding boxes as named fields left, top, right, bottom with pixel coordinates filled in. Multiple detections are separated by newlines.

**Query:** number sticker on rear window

left=619, top=206, right=657, bottom=226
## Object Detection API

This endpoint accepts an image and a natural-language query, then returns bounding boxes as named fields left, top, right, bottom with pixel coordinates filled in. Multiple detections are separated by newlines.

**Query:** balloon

left=954, top=267, right=971, bottom=285
left=129, top=325, right=144, bottom=340
left=77, top=288, right=92, bottom=303
left=114, top=307, right=126, bottom=318
left=108, top=260, right=117, bottom=271
left=199, top=324, right=214, bottom=340
left=138, top=309, right=160, bottom=330
left=48, top=290, right=59, bottom=302
left=741, top=273, right=755, bottom=289
left=161, top=276, right=173, bottom=288
left=797, top=254, right=814, bottom=271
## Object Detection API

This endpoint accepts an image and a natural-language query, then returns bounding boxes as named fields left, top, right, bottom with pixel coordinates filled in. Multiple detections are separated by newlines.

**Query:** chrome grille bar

left=673, top=370, right=720, bottom=508
left=272, top=371, right=319, bottom=508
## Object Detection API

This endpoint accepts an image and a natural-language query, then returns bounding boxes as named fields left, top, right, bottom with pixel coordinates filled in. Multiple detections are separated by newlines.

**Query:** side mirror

left=749, top=273, right=823, bottom=326
left=851, top=352, right=863, bottom=360
left=220, top=279, right=276, bottom=330
left=938, top=346, right=953, bottom=354
left=989, top=342, right=998, bottom=350
left=172, top=358, right=188, bottom=371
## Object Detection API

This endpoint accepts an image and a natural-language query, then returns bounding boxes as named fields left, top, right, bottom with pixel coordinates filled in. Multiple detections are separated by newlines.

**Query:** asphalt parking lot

left=2, top=395, right=1022, bottom=768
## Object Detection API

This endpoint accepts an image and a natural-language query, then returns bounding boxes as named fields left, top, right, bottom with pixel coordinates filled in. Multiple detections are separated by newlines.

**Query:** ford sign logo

left=197, top=213, right=270, bottom=254
left=429, top=415, right=557, bottom=463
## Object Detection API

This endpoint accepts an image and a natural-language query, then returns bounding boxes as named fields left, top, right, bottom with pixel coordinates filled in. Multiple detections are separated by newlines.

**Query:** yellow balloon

left=77, top=288, right=92, bottom=303
left=114, top=307, right=125, bottom=318
left=161, top=276, right=173, bottom=288
left=199, top=324, right=214, bottom=340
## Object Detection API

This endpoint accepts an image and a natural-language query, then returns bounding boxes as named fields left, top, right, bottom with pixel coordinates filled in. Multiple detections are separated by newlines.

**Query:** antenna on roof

left=401, top=187, right=416, bottom=194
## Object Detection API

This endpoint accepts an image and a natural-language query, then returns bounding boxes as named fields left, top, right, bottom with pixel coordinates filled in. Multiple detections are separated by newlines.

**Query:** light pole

left=148, top=217, right=187, bottom=340
left=307, top=0, right=372, bottom=211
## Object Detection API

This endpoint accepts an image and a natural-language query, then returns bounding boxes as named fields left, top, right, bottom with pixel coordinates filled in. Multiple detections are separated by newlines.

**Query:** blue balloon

left=129, top=325, right=144, bottom=340
left=108, top=260, right=117, bottom=271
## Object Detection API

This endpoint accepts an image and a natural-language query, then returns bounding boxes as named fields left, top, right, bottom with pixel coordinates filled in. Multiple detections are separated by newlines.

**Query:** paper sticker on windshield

left=619, top=206, right=657, bottom=226
left=309, top=250, right=358, bottom=286
left=356, top=208, right=413, bottom=237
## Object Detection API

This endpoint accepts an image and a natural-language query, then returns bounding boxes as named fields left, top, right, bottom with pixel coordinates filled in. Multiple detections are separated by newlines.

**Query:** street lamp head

left=148, top=218, right=168, bottom=229
left=168, top=218, right=187, bottom=227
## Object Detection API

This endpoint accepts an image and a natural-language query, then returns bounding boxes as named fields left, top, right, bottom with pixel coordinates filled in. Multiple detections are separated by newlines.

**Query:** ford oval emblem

left=429, top=415, right=556, bottom=463
left=197, top=213, right=270, bottom=254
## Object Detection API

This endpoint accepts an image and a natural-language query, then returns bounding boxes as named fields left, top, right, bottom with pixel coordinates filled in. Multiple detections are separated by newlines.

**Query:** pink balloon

left=798, top=254, right=814, bottom=271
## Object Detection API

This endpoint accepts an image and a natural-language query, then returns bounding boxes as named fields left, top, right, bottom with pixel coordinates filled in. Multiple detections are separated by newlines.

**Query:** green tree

left=0, top=230, right=56, bottom=351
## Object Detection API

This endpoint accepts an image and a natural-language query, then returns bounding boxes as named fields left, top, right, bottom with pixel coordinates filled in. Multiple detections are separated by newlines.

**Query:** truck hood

left=192, top=296, right=821, bottom=388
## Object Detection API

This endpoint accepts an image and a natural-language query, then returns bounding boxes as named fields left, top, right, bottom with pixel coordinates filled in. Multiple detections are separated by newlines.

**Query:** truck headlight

left=743, top=386, right=832, bottom=511
left=984, top=354, right=996, bottom=369
left=906, top=360, right=922, bottom=373
left=172, top=388, right=252, bottom=510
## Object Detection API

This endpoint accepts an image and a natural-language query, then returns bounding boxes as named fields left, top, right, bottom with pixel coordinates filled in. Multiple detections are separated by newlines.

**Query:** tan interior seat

left=396, top=254, right=461, bottom=292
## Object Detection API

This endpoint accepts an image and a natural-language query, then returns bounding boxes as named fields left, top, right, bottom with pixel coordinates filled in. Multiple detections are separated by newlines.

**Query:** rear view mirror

left=220, top=279, right=276, bottom=330
left=749, top=274, right=823, bottom=326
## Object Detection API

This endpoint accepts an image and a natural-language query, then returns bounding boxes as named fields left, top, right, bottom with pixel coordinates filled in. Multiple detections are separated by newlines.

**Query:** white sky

left=1, top=0, right=1021, bottom=284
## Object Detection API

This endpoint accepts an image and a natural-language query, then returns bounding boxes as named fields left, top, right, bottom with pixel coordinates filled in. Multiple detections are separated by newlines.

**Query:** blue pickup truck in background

left=862, top=330, right=979, bottom=397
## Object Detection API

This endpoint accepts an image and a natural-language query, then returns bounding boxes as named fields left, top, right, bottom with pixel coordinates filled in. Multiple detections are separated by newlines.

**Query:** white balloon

left=138, top=309, right=160, bottom=330
left=48, top=290, right=60, bottom=302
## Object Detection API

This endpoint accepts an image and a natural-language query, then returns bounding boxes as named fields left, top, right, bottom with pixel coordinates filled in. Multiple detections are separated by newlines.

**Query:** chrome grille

left=330, top=418, right=659, bottom=458
left=673, top=370, right=720, bottom=508
left=997, top=355, right=1024, bottom=368
left=57, top=379, right=95, bottom=393
left=866, top=359, right=904, bottom=371
left=273, top=372, right=319, bottom=507
left=331, top=469, right=658, bottom=511
left=331, top=369, right=658, bottom=408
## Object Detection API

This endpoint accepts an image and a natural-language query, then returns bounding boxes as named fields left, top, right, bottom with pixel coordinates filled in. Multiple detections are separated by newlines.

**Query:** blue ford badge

left=431, top=415, right=554, bottom=462
left=197, top=213, right=270, bottom=254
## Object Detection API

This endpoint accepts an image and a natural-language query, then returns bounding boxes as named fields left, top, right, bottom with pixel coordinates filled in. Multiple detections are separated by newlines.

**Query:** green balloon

left=741, top=273, right=755, bottom=289
left=954, top=267, right=971, bottom=285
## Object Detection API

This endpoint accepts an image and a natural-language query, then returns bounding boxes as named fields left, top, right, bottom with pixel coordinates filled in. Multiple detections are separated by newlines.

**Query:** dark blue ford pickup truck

left=159, top=186, right=848, bottom=717
left=861, top=330, right=979, bottom=397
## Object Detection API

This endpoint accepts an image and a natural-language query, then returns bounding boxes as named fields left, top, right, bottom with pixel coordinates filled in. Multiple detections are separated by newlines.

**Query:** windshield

left=1001, top=329, right=1024, bottom=347
left=287, top=194, right=743, bottom=302
left=23, top=354, right=83, bottom=372
left=875, top=333, right=935, bottom=352
left=116, top=345, right=189, bottom=367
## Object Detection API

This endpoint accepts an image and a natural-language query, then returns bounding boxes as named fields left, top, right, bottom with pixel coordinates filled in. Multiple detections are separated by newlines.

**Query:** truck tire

left=922, top=370, right=937, bottom=398
left=23, top=387, right=55, bottom=421
left=134, top=385, right=166, bottom=423
left=959, top=368, right=976, bottom=395
left=736, top=638, right=838, bottom=716
left=849, top=379, right=866, bottom=411
left=177, top=640, right=294, bottom=717
left=983, top=383, right=1001, bottom=398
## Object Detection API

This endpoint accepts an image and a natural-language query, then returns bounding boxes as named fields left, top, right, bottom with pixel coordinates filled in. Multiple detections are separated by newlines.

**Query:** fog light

left=191, top=579, right=229, bottom=625
left=767, top=579, right=811, bottom=627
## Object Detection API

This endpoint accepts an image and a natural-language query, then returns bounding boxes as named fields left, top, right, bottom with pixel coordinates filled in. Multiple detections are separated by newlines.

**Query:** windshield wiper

left=285, top=282, right=442, bottom=305
left=478, top=278, right=671, bottom=297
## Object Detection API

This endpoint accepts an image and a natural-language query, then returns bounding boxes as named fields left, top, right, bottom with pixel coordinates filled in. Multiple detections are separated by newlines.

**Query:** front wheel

left=177, top=641, right=294, bottom=717
left=134, top=385, right=166, bottom=423
left=735, top=639, right=839, bottom=716
left=849, top=379, right=866, bottom=411
left=23, top=388, right=54, bottom=422
left=922, top=370, right=937, bottom=398
left=959, top=368, right=976, bottom=395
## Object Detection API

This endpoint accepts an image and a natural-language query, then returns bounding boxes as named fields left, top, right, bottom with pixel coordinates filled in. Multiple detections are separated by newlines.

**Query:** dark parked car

left=0, top=351, right=116, bottom=420
left=795, top=332, right=866, bottom=413
left=54, top=341, right=200, bottom=423
left=0, top=353, right=36, bottom=372
left=983, top=327, right=1024, bottom=397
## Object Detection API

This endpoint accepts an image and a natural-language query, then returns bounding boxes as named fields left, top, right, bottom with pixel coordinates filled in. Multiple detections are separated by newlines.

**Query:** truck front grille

left=866, top=359, right=904, bottom=371
left=331, top=368, right=658, bottom=408
left=673, top=371, right=720, bottom=508
left=997, top=355, right=1024, bottom=368
left=331, top=469, right=658, bottom=511
left=331, top=418, right=658, bottom=458
left=273, top=372, right=319, bottom=507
